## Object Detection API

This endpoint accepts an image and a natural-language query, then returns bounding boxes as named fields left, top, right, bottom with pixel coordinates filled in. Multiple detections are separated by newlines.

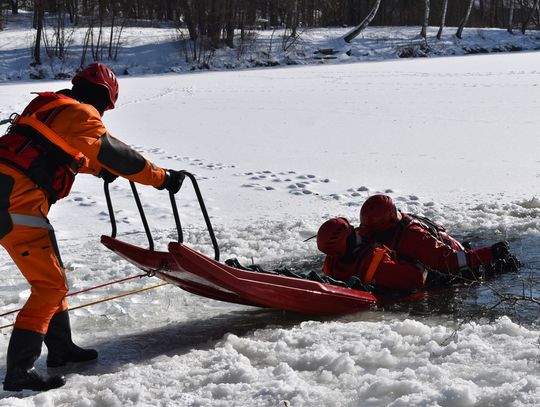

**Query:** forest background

left=1, top=0, right=539, bottom=73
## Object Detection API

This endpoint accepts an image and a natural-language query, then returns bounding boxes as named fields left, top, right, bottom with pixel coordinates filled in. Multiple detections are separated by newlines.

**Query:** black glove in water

left=494, top=255, right=521, bottom=273
left=491, top=241, right=510, bottom=261
left=99, top=168, right=118, bottom=183
left=159, top=170, right=185, bottom=194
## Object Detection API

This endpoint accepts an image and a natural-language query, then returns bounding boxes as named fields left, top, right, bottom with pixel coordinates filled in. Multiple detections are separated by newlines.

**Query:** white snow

left=0, top=17, right=540, bottom=407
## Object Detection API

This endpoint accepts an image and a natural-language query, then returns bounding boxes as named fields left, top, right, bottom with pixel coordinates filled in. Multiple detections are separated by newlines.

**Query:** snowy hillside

left=0, top=19, right=540, bottom=407
left=1, top=10, right=540, bottom=82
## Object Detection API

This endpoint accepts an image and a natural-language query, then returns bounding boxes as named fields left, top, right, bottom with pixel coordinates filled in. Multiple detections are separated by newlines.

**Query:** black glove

left=491, top=241, right=510, bottom=261
left=494, top=255, right=521, bottom=273
left=505, top=255, right=521, bottom=272
left=159, top=170, right=185, bottom=194
left=99, top=168, right=118, bottom=183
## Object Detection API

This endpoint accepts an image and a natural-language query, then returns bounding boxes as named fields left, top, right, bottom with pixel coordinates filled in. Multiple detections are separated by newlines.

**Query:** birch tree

left=421, top=0, right=430, bottom=39
left=507, top=0, right=515, bottom=33
left=437, top=0, right=449, bottom=39
left=343, top=0, right=382, bottom=43
left=456, top=0, right=475, bottom=39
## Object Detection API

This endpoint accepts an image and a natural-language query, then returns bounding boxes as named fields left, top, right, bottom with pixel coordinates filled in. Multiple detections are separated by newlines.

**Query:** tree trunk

left=456, top=0, right=474, bottom=39
left=343, top=0, right=382, bottom=43
left=207, top=0, right=220, bottom=49
left=522, top=0, right=540, bottom=34
left=437, top=0, right=448, bottom=39
left=108, top=9, right=115, bottom=59
left=33, top=0, right=44, bottom=65
left=421, top=0, right=430, bottom=39
left=10, top=0, right=19, bottom=14
left=478, top=0, right=485, bottom=23
left=180, top=0, right=198, bottom=42
left=291, top=0, right=299, bottom=38
left=508, top=0, right=515, bottom=33
left=224, top=0, right=236, bottom=48
left=67, top=0, right=77, bottom=25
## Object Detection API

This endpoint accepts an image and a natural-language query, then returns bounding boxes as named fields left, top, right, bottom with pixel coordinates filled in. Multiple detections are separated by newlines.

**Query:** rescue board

left=167, top=242, right=378, bottom=315
left=100, top=235, right=378, bottom=315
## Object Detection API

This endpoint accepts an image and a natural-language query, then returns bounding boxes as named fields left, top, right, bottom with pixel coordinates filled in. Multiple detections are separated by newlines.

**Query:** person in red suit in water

left=317, top=194, right=518, bottom=293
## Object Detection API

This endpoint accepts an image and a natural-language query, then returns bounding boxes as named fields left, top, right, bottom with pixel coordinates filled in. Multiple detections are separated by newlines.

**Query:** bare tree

left=33, top=0, right=44, bottom=65
left=421, top=0, right=430, bottom=39
left=522, top=0, right=540, bottom=33
left=290, top=0, right=299, bottom=38
left=10, top=0, right=19, bottom=14
left=456, top=0, right=475, bottom=39
left=42, top=1, right=73, bottom=61
left=223, top=0, right=237, bottom=48
left=343, top=0, right=382, bottom=43
left=437, top=0, right=449, bottom=39
left=508, top=0, right=515, bottom=33
left=80, top=24, right=92, bottom=68
left=66, top=0, right=79, bottom=24
left=107, top=2, right=125, bottom=60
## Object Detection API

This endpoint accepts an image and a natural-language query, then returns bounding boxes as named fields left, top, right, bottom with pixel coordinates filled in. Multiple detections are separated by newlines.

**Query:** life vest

left=323, top=244, right=391, bottom=285
left=0, top=92, right=85, bottom=204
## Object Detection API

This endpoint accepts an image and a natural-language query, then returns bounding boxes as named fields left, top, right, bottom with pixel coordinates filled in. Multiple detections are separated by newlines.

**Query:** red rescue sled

left=100, top=172, right=378, bottom=315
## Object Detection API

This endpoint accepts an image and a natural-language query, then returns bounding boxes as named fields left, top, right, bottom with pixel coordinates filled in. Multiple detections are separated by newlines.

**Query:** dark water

left=274, top=234, right=540, bottom=327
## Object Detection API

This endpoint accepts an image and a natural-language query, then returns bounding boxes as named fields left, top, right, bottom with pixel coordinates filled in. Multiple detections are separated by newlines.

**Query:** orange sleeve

left=49, top=103, right=167, bottom=188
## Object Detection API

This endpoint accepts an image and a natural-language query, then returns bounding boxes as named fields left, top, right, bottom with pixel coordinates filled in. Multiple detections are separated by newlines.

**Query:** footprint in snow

left=327, top=186, right=371, bottom=201
left=70, top=196, right=96, bottom=207
left=241, top=183, right=275, bottom=191
left=131, top=146, right=235, bottom=171
left=235, top=170, right=330, bottom=196
left=172, top=156, right=235, bottom=170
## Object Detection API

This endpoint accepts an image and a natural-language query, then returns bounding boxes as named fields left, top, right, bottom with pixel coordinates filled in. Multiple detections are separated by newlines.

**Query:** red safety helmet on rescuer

left=72, top=63, right=119, bottom=110
left=317, top=217, right=356, bottom=257
left=360, top=194, right=402, bottom=233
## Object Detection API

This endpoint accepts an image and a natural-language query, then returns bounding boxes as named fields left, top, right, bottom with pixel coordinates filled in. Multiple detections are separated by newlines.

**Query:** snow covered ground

left=0, top=17, right=540, bottom=407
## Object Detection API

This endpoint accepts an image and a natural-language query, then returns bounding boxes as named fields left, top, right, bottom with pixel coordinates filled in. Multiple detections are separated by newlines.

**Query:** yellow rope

left=0, top=282, right=169, bottom=331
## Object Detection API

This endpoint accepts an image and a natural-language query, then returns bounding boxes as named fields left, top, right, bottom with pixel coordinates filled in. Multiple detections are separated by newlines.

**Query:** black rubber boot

left=3, top=328, right=65, bottom=392
left=44, top=311, right=98, bottom=368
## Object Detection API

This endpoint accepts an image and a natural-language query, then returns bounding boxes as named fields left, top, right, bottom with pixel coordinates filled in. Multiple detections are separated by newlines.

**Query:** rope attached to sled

left=67, top=282, right=169, bottom=312
left=0, top=273, right=149, bottom=319
left=0, top=277, right=168, bottom=331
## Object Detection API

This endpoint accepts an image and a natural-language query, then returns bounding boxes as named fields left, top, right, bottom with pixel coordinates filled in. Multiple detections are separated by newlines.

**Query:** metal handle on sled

left=169, top=171, right=220, bottom=261
left=103, top=170, right=220, bottom=260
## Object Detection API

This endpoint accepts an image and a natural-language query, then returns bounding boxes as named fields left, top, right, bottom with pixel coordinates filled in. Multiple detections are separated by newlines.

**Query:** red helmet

left=317, top=217, right=354, bottom=256
left=360, top=194, right=402, bottom=233
left=72, top=63, right=119, bottom=110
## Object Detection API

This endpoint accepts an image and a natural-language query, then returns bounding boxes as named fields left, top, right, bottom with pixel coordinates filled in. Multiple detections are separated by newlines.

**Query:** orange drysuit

left=322, top=244, right=428, bottom=292
left=0, top=91, right=167, bottom=334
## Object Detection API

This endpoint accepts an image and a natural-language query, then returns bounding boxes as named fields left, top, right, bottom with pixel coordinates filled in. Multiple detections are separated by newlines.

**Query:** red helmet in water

left=317, top=217, right=354, bottom=256
left=360, top=194, right=402, bottom=233
left=72, top=63, right=119, bottom=110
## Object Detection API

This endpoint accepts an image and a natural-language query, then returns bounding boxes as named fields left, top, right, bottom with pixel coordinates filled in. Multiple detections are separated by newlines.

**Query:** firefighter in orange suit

left=0, top=63, right=183, bottom=392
